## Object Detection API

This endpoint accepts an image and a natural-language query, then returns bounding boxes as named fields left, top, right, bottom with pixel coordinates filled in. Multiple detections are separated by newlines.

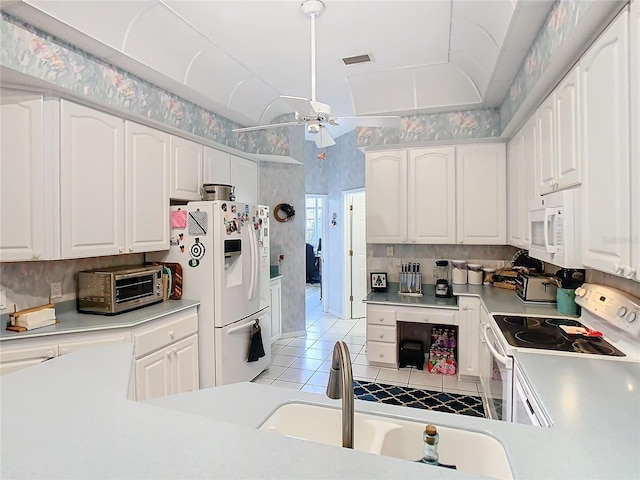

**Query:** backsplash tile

left=0, top=254, right=144, bottom=312
left=367, top=244, right=519, bottom=284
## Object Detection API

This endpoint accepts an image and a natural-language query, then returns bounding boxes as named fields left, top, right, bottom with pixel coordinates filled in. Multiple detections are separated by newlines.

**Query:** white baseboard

left=327, top=307, right=343, bottom=318
left=279, top=330, right=306, bottom=339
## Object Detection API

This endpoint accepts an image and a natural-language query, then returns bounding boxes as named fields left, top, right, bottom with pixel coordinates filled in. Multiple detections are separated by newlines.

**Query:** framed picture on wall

left=370, top=272, right=388, bottom=292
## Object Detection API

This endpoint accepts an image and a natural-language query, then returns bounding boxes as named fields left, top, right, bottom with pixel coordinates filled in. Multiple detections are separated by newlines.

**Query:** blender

left=433, top=260, right=452, bottom=298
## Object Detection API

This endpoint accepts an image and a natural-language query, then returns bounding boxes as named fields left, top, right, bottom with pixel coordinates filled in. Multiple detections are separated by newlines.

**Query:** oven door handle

left=482, top=324, right=510, bottom=366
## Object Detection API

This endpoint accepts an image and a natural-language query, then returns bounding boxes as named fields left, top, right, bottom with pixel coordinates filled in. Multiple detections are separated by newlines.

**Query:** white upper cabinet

left=536, top=66, right=581, bottom=195
left=554, top=67, right=581, bottom=190
left=230, top=155, right=258, bottom=205
left=60, top=101, right=125, bottom=258
left=580, top=9, right=631, bottom=277
left=170, top=135, right=203, bottom=201
left=536, top=94, right=556, bottom=194
left=365, top=150, right=408, bottom=244
left=0, top=92, right=58, bottom=262
left=203, top=146, right=231, bottom=185
left=508, top=118, right=538, bottom=250
left=456, top=144, right=507, bottom=245
left=125, top=121, right=170, bottom=253
left=507, top=131, right=524, bottom=248
left=408, top=147, right=456, bottom=244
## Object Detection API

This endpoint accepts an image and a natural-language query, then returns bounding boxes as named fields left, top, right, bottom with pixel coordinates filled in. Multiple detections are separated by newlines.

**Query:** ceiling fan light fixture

left=307, top=123, right=321, bottom=134
left=342, top=54, right=372, bottom=66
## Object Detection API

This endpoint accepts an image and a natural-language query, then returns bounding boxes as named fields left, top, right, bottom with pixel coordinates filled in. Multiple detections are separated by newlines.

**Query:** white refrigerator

left=150, top=201, right=271, bottom=388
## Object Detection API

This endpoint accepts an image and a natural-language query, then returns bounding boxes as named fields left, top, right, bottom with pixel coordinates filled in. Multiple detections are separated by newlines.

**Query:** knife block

left=399, top=272, right=422, bottom=296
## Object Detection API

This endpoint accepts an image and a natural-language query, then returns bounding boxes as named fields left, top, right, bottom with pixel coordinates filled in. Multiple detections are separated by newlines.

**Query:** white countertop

left=1, top=286, right=638, bottom=479
left=0, top=299, right=200, bottom=341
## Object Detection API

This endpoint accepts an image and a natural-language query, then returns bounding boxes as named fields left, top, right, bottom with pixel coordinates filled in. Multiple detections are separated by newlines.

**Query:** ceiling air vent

left=342, top=54, right=372, bottom=65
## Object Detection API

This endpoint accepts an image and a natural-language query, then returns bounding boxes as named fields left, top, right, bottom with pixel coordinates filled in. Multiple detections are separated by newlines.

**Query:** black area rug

left=353, top=380, right=485, bottom=418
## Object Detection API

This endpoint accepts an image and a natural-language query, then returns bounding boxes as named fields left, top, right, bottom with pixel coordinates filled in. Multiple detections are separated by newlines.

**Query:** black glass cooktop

left=492, top=315, right=625, bottom=357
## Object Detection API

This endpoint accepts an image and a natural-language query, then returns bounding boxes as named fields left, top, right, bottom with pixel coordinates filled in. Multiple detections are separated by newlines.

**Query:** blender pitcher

left=433, top=260, right=452, bottom=298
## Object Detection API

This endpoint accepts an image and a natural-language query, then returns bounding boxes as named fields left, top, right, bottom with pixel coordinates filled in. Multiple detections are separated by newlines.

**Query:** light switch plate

left=50, top=282, right=62, bottom=299
left=386, top=246, right=394, bottom=257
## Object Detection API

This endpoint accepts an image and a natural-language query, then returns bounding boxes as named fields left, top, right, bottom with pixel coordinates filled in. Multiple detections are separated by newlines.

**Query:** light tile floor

left=253, top=285, right=480, bottom=397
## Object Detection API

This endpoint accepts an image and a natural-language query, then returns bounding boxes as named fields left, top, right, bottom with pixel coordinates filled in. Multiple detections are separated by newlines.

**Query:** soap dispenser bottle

left=421, top=424, right=439, bottom=465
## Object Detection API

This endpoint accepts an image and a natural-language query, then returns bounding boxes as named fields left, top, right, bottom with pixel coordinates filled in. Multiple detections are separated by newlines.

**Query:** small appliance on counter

left=77, top=265, right=164, bottom=315
left=201, top=183, right=235, bottom=201
left=515, top=272, right=557, bottom=303
left=433, top=260, right=452, bottom=298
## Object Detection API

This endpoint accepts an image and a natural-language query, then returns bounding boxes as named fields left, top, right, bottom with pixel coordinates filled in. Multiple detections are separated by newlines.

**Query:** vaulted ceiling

left=2, top=0, right=554, bottom=137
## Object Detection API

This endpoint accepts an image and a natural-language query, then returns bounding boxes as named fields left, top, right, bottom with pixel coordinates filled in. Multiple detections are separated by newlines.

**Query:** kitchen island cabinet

left=631, top=0, right=640, bottom=281
left=2, top=336, right=638, bottom=479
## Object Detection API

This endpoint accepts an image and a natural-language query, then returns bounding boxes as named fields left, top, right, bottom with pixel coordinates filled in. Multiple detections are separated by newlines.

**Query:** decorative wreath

left=273, top=203, right=296, bottom=223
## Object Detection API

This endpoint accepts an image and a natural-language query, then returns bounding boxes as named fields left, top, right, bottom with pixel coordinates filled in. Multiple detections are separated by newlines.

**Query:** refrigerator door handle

left=226, top=314, right=266, bottom=335
left=247, top=228, right=257, bottom=300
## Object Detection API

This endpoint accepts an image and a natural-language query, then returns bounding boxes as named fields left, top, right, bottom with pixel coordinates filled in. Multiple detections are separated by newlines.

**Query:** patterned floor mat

left=353, top=380, right=486, bottom=418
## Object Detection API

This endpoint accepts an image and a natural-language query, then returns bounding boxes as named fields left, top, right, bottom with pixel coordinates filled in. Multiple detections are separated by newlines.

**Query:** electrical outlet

left=394, top=259, right=401, bottom=267
left=386, top=246, right=394, bottom=257
left=0, top=290, right=6, bottom=310
left=50, top=282, right=62, bottom=299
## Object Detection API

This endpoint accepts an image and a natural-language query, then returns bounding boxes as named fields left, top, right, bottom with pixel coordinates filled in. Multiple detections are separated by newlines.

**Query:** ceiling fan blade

left=334, top=115, right=402, bottom=128
left=232, top=120, right=303, bottom=133
left=280, top=95, right=317, bottom=117
left=312, top=127, right=336, bottom=148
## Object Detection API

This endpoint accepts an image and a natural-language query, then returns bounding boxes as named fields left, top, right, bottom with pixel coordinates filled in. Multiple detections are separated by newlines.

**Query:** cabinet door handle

left=119, top=247, right=124, bottom=253
left=166, top=351, right=171, bottom=358
left=46, top=350, right=56, bottom=359
left=173, top=349, right=177, bottom=357
left=169, top=331, right=175, bottom=339
left=128, top=247, right=134, bottom=253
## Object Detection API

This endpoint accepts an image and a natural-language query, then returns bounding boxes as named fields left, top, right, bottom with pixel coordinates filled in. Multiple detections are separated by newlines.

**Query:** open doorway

left=305, top=195, right=325, bottom=315
left=344, top=189, right=366, bottom=319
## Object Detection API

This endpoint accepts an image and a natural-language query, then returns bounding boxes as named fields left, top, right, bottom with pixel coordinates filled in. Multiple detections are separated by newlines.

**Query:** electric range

left=492, top=283, right=640, bottom=361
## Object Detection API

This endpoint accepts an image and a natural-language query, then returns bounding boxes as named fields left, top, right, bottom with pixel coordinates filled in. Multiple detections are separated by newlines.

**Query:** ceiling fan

left=232, top=0, right=402, bottom=148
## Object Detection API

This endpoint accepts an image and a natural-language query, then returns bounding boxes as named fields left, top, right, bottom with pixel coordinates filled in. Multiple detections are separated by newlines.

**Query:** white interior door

left=345, top=190, right=366, bottom=319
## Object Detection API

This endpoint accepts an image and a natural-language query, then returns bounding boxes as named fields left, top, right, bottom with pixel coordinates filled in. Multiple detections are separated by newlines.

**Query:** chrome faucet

left=326, top=341, right=354, bottom=449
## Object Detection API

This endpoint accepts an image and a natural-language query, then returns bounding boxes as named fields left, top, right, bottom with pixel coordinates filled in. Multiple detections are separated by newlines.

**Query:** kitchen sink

left=259, top=403, right=513, bottom=480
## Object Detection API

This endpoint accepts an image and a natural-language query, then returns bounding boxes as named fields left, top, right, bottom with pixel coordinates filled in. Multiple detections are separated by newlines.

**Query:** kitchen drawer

left=367, top=324, right=397, bottom=344
left=366, top=341, right=397, bottom=367
left=58, top=330, right=131, bottom=356
left=134, top=311, right=198, bottom=358
left=367, top=307, right=396, bottom=326
left=395, top=307, right=457, bottom=325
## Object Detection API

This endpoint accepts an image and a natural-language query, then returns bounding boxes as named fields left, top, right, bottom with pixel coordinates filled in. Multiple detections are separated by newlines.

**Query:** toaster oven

left=515, top=272, right=557, bottom=303
left=77, top=265, right=163, bottom=315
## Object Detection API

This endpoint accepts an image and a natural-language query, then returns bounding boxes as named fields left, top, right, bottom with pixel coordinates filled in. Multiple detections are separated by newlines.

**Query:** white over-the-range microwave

left=528, top=189, right=582, bottom=269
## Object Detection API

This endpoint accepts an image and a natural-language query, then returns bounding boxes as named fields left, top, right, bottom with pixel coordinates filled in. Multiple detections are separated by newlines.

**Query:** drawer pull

left=379, top=353, right=384, bottom=358
left=378, top=334, right=384, bottom=339
left=379, top=318, right=384, bottom=322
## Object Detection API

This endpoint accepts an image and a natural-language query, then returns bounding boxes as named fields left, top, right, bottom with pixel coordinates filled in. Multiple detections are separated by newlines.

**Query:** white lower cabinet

left=366, top=304, right=460, bottom=369
left=0, top=330, right=131, bottom=376
left=366, top=305, right=397, bottom=367
left=135, top=334, right=198, bottom=401
left=457, top=297, right=480, bottom=378
left=269, top=277, right=282, bottom=341
left=133, top=309, right=199, bottom=401
left=0, top=343, right=58, bottom=376
left=0, top=307, right=199, bottom=401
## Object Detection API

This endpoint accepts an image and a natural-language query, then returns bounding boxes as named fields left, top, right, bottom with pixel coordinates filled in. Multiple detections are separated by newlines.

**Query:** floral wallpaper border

left=0, top=12, right=291, bottom=157
left=500, top=0, right=594, bottom=130
left=0, top=1, right=606, bottom=154
left=356, top=109, right=501, bottom=148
